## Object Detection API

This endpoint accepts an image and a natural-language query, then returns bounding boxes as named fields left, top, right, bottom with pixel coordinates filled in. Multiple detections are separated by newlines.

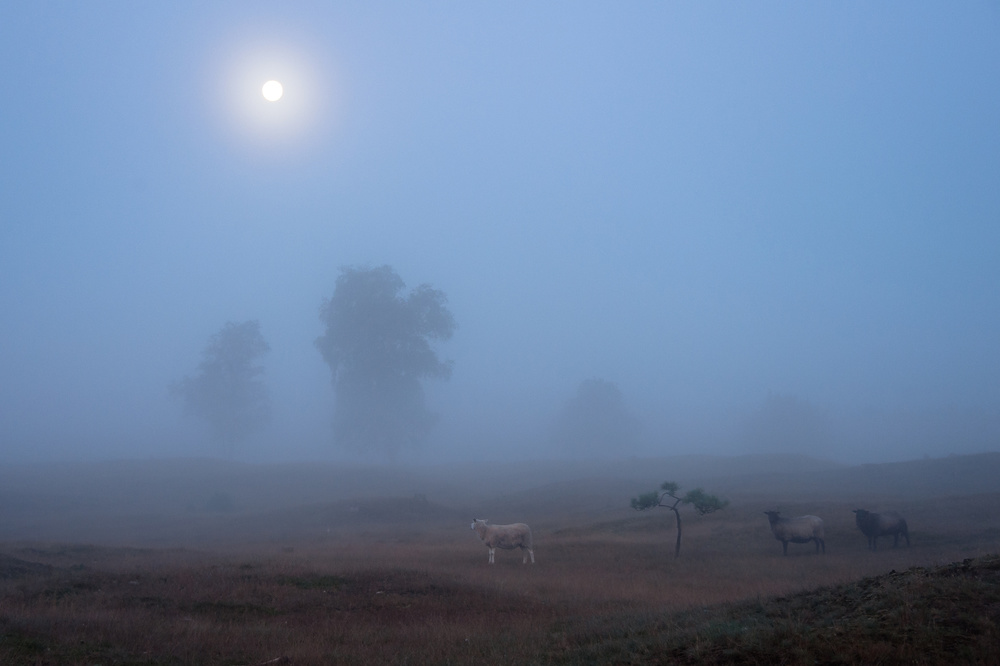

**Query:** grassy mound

left=1, top=550, right=998, bottom=664
left=552, top=554, right=1000, bottom=665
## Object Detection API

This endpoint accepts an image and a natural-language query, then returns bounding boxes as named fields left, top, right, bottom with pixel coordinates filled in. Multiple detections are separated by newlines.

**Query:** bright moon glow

left=217, top=42, right=333, bottom=145
left=262, top=80, right=283, bottom=101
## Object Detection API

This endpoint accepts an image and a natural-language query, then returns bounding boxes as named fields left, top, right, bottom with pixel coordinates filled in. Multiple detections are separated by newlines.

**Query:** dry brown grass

left=2, top=455, right=1000, bottom=663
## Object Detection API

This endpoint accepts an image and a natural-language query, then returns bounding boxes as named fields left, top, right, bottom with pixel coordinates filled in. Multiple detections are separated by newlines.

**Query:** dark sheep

left=853, top=509, right=909, bottom=551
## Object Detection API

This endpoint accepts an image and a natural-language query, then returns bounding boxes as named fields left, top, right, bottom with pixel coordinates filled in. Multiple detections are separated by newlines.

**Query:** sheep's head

left=853, top=509, right=875, bottom=529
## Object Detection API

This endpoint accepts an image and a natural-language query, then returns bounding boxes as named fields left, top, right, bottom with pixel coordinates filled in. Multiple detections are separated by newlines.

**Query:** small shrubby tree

left=172, top=320, right=270, bottom=455
left=631, top=481, right=728, bottom=557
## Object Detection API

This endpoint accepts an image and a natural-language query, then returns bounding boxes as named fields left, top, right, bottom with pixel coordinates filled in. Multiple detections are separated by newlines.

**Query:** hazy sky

left=2, top=3, right=999, bottom=463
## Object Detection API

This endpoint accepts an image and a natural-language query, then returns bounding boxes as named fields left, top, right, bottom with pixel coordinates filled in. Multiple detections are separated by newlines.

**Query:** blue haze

left=1, top=3, right=999, bottom=463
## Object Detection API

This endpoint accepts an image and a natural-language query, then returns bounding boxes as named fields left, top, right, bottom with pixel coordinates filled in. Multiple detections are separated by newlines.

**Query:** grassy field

left=1, top=453, right=999, bottom=664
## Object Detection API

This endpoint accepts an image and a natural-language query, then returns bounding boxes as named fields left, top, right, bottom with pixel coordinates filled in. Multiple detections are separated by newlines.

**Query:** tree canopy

left=631, top=481, right=728, bottom=557
left=744, top=392, right=831, bottom=453
left=172, top=320, right=270, bottom=454
left=552, top=378, right=639, bottom=456
left=315, top=265, right=455, bottom=457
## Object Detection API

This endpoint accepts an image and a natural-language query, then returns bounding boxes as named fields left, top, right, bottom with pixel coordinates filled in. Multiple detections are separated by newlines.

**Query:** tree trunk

left=672, top=506, right=682, bottom=558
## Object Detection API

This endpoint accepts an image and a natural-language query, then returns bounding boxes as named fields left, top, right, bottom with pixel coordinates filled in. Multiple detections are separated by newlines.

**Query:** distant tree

left=744, top=392, right=831, bottom=453
left=172, top=320, right=270, bottom=454
left=552, top=378, right=639, bottom=456
left=631, top=482, right=728, bottom=557
left=315, top=265, right=455, bottom=458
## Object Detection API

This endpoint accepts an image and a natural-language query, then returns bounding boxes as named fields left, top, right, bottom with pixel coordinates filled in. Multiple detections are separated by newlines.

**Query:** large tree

left=172, top=320, right=270, bottom=454
left=315, top=265, right=455, bottom=457
left=744, top=392, right=832, bottom=454
left=552, top=378, right=639, bottom=456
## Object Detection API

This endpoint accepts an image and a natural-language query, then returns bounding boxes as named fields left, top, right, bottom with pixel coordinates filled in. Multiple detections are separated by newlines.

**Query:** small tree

left=172, top=320, right=270, bottom=454
left=631, top=482, right=728, bottom=557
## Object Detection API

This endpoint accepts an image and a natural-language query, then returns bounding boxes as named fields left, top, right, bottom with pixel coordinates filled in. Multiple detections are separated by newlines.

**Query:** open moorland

left=1, top=452, right=999, bottom=664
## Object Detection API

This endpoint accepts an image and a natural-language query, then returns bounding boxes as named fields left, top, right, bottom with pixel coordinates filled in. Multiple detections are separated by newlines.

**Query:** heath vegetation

left=1, top=453, right=999, bottom=664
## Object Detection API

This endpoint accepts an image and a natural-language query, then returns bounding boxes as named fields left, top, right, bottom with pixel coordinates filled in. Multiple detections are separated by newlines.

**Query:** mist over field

left=2, top=3, right=999, bottom=466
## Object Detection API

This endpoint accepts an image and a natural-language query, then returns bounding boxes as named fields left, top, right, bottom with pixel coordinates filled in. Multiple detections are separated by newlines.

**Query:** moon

left=261, top=80, right=284, bottom=102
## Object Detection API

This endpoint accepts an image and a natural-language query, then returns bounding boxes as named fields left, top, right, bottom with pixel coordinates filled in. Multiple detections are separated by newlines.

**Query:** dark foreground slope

left=1, top=549, right=998, bottom=665
left=552, top=554, right=1000, bottom=665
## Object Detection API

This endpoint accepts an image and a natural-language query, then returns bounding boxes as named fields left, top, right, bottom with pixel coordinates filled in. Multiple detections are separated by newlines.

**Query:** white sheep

left=764, top=510, right=825, bottom=555
left=471, top=519, right=535, bottom=564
